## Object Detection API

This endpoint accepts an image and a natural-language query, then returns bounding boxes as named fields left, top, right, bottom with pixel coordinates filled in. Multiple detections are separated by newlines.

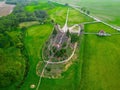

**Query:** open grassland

left=0, top=2, right=15, bottom=16
left=77, top=0, right=120, bottom=28
left=20, top=24, right=53, bottom=90
left=80, top=23, right=120, bottom=90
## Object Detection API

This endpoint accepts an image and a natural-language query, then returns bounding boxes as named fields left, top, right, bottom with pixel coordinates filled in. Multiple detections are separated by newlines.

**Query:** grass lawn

left=20, top=24, right=53, bottom=90
left=80, top=23, right=120, bottom=90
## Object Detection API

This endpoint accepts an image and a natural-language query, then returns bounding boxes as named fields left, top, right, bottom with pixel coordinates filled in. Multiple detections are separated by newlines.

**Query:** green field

left=55, top=0, right=120, bottom=28
left=20, top=24, right=53, bottom=90
left=25, top=2, right=93, bottom=26
left=78, top=0, right=120, bottom=27
left=80, top=23, right=120, bottom=90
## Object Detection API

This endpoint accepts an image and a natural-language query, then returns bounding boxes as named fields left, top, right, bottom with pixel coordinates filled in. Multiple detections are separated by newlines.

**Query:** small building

left=98, top=30, right=111, bottom=36
left=98, top=30, right=105, bottom=36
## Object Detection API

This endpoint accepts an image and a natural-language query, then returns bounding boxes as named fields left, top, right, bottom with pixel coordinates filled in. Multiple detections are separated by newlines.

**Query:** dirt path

left=36, top=62, right=49, bottom=90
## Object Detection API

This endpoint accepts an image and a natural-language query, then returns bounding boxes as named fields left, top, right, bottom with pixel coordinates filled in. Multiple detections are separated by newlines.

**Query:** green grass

left=20, top=24, right=53, bottom=90
left=80, top=23, right=120, bottom=90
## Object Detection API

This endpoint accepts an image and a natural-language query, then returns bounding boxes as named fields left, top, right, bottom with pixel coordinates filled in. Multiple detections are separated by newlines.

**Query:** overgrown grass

left=80, top=23, right=120, bottom=90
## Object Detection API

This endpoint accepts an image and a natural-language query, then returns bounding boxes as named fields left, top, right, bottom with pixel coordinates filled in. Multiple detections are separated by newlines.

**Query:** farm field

left=80, top=23, right=120, bottom=90
left=0, top=1, right=15, bottom=16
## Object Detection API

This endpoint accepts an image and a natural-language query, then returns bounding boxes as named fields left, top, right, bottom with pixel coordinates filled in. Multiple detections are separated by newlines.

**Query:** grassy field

left=25, top=2, right=93, bottom=26
left=78, top=0, right=120, bottom=28
left=54, top=0, right=120, bottom=28
left=20, top=24, right=53, bottom=90
left=80, top=23, right=120, bottom=90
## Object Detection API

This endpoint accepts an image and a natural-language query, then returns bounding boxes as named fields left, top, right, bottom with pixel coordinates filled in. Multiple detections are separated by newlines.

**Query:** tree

left=66, top=29, right=70, bottom=37
left=70, top=34, right=79, bottom=43
left=87, top=11, right=90, bottom=15
left=53, top=28, right=57, bottom=35
left=55, top=49, right=66, bottom=57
